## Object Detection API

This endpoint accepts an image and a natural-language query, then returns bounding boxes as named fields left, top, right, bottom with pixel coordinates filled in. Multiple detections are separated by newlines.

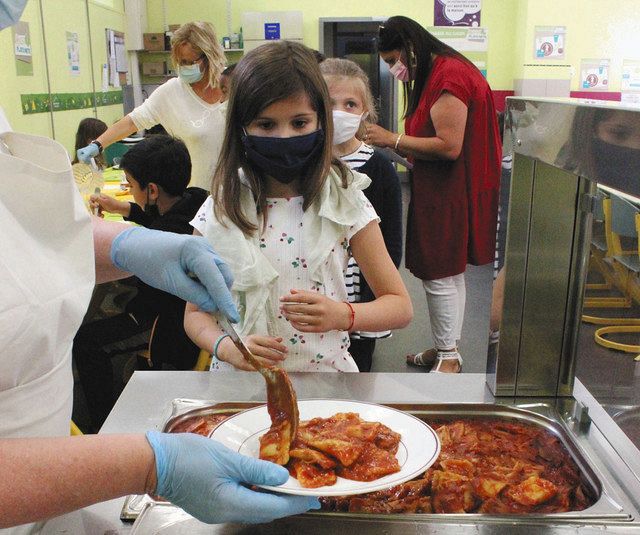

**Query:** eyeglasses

left=178, top=54, right=205, bottom=67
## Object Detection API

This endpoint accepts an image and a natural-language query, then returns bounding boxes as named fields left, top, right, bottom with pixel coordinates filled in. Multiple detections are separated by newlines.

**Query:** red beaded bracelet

left=343, top=301, right=356, bottom=331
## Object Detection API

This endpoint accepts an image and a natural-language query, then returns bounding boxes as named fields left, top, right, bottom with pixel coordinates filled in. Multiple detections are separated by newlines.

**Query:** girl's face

left=596, top=111, right=640, bottom=149
left=246, top=92, right=319, bottom=138
left=327, top=78, right=366, bottom=116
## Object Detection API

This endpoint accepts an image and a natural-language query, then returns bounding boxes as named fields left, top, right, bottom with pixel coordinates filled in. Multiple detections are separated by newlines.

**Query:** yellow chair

left=583, top=195, right=633, bottom=311
left=192, top=349, right=213, bottom=371
left=593, top=208, right=640, bottom=360
left=70, top=421, right=83, bottom=436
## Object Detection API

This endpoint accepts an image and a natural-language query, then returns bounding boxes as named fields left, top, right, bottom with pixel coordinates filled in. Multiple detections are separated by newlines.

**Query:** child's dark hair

left=72, top=117, right=107, bottom=164
left=120, top=135, right=192, bottom=196
left=378, top=15, right=476, bottom=118
left=212, top=40, right=349, bottom=235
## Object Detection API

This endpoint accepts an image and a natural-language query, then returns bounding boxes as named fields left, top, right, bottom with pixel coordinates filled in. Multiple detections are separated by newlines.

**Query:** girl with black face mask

left=185, top=41, right=413, bottom=373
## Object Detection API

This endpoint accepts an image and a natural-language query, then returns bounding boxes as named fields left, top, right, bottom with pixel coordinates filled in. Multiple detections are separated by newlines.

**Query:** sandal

left=429, top=350, right=463, bottom=374
left=406, top=347, right=438, bottom=367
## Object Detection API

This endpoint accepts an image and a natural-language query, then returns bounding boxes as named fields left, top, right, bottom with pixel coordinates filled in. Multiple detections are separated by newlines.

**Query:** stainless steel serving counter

left=42, top=372, right=640, bottom=534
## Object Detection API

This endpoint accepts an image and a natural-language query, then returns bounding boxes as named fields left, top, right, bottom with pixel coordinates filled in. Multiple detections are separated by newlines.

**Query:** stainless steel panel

left=487, top=154, right=535, bottom=396
left=507, top=97, right=640, bottom=197
left=517, top=163, right=580, bottom=396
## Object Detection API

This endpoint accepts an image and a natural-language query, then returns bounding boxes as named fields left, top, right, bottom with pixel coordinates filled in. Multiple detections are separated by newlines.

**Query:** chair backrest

left=611, top=195, right=640, bottom=238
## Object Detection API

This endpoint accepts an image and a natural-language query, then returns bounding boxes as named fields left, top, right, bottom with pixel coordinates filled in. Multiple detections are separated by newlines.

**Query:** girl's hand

left=217, top=335, right=288, bottom=371
left=279, top=289, right=351, bottom=333
left=89, top=194, right=130, bottom=217
left=364, top=123, right=396, bottom=149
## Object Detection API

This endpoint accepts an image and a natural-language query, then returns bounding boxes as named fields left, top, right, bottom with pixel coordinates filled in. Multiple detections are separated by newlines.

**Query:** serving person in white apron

left=0, top=114, right=318, bottom=530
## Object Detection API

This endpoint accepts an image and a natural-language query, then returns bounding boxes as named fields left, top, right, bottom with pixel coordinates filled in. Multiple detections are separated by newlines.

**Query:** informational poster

left=434, top=0, right=481, bottom=27
left=66, top=31, right=80, bottom=76
left=12, top=21, right=33, bottom=76
left=105, top=28, right=126, bottom=87
left=580, top=59, right=609, bottom=91
left=429, top=27, right=488, bottom=76
left=534, top=26, right=566, bottom=60
left=621, top=59, right=640, bottom=92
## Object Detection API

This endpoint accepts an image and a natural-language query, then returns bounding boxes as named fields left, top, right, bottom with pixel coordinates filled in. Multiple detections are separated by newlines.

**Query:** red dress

left=405, top=55, right=501, bottom=281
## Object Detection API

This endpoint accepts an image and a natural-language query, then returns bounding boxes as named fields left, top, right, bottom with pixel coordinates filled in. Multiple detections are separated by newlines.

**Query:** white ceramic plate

left=209, top=399, right=441, bottom=496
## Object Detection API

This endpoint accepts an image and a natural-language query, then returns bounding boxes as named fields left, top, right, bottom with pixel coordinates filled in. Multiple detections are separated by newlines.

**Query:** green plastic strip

left=20, top=90, right=123, bottom=114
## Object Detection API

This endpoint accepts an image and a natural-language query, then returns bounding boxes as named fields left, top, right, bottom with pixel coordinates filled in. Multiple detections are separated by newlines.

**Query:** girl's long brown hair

left=211, top=40, right=349, bottom=235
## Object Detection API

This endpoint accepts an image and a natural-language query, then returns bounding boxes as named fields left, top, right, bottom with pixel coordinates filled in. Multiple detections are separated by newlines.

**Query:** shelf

left=224, top=48, right=243, bottom=52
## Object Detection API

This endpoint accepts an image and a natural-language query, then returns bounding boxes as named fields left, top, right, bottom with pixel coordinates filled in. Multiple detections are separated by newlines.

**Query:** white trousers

left=422, top=273, right=466, bottom=350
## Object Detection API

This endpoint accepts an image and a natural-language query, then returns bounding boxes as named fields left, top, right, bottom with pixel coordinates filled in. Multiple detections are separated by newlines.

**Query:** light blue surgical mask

left=0, top=0, right=27, bottom=30
left=178, top=63, right=204, bottom=84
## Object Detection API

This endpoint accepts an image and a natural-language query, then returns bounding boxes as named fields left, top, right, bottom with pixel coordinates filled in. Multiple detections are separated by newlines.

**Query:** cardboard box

left=142, top=61, right=165, bottom=76
left=143, top=33, right=165, bottom=51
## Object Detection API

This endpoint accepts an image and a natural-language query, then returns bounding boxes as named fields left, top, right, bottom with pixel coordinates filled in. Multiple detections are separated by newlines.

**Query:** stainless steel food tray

left=122, top=400, right=633, bottom=523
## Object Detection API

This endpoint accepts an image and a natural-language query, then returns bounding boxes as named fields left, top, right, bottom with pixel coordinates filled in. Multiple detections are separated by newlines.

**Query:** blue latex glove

left=76, top=142, right=100, bottom=164
left=146, top=431, right=320, bottom=524
left=111, top=227, right=239, bottom=322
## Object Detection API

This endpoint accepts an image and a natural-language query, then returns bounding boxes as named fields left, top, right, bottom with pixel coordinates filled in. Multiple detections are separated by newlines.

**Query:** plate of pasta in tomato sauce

left=209, top=398, right=441, bottom=496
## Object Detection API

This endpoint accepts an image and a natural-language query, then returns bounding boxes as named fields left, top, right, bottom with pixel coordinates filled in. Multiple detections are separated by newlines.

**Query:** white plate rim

left=209, top=398, right=441, bottom=496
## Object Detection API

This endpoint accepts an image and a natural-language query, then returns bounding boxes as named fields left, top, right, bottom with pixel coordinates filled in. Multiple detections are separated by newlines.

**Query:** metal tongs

left=217, top=315, right=299, bottom=465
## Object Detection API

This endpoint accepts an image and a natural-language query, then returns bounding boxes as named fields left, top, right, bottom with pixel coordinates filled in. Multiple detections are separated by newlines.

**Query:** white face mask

left=332, top=110, right=364, bottom=145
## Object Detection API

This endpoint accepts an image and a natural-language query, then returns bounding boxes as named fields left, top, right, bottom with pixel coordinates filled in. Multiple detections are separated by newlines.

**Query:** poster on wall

left=580, top=59, right=609, bottom=91
left=434, top=0, right=481, bottom=26
left=13, top=21, right=33, bottom=76
left=621, top=59, right=640, bottom=92
left=66, top=31, right=80, bottom=76
left=534, top=26, right=566, bottom=60
left=429, top=27, right=488, bottom=76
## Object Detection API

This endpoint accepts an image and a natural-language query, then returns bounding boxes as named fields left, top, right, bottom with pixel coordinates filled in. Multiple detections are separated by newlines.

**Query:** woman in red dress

left=365, top=16, right=501, bottom=373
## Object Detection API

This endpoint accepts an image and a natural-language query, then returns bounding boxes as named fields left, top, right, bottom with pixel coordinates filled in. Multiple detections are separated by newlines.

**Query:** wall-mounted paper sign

left=534, top=26, right=566, bottom=60
left=13, top=21, right=33, bottom=76
left=429, top=27, right=488, bottom=77
left=621, top=59, right=640, bottom=92
left=67, top=31, right=80, bottom=76
left=580, top=59, right=609, bottom=91
left=434, top=0, right=481, bottom=27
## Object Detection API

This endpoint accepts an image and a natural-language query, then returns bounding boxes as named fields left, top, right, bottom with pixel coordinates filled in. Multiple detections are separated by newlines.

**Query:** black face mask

left=592, top=138, right=640, bottom=195
left=241, top=129, right=324, bottom=184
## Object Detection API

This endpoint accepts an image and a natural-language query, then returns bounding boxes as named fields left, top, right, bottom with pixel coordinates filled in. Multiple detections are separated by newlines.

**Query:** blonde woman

left=77, top=22, right=227, bottom=190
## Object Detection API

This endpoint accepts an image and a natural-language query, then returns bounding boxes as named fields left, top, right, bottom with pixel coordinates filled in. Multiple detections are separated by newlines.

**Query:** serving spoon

left=217, top=315, right=299, bottom=465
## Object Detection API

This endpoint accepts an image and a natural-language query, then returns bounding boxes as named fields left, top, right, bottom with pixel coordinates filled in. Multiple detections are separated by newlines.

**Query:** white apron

left=0, top=131, right=94, bottom=533
left=0, top=130, right=94, bottom=435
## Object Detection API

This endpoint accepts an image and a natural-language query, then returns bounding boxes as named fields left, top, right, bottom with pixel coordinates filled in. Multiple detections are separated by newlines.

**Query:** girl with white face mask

left=321, top=58, right=404, bottom=372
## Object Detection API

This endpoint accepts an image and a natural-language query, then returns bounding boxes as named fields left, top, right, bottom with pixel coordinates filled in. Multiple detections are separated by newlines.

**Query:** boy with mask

left=74, top=135, right=207, bottom=432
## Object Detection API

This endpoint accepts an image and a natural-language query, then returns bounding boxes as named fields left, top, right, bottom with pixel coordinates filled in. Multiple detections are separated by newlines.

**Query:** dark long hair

left=72, top=117, right=107, bottom=165
left=378, top=16, right=476, bottom=118
left=212, top=40, right=349, bottom=235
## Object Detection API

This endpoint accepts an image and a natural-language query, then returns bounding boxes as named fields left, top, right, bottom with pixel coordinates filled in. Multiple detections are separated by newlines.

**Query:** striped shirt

left=343, top=142, right=391, bottom=340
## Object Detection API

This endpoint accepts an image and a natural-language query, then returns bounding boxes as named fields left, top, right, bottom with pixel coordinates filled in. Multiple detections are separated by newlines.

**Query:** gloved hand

left=146, top=431, right=320, bottom=524
left=111, top=227, right=239, bottom=322
left=76, top=142, right=100, bottom=164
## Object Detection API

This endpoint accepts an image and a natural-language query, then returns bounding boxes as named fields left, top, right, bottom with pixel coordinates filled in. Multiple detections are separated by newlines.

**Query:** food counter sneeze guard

left=489, top=97, right=640, bottom=399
